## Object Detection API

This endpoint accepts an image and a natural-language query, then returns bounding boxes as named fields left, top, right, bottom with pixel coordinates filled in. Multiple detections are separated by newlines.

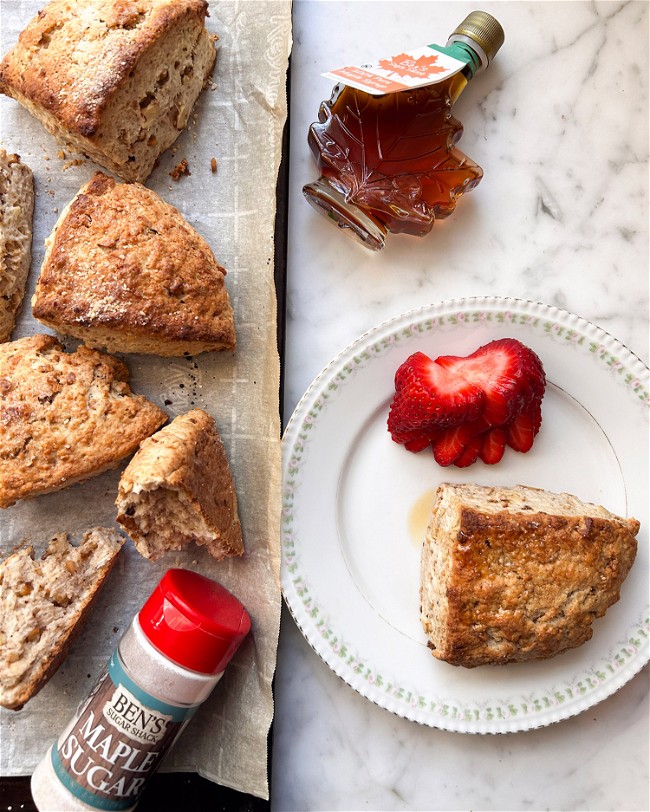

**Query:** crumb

left=210, top=157, right=217, bottom=173
left=57, top=149, right=66, bottom=159
left=169, top=159, right=191, bottom=180
left=63, top=158, right=84, bottom=170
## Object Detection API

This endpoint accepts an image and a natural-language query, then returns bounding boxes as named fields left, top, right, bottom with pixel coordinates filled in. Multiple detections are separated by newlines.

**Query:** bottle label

left=51, top=652, right=199, bottom=811
left=323, top=45, right=465, bottom=95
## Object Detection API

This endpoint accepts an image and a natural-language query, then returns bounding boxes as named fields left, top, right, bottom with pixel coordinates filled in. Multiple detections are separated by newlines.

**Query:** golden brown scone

left=116, top=409, right=244, bottom=561
left=32, top=172, right=236, bottom=356
left=0, top=0, right=216, bottom=182
left=0, top=527, right=124, bottom=710
left=0, top=149, right=34, bottom=342
left=420, top=483, right=640, bottom=667
left=0, top=334, right=167, bottom=508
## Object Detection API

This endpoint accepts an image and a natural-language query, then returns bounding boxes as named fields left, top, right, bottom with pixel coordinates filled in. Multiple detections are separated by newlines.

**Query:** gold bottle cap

left=449, top=11, right=505, bottom=69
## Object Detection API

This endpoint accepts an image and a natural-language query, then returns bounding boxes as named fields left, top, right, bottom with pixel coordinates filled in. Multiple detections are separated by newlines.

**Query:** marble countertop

left=272, top=2, right=649, bottom=810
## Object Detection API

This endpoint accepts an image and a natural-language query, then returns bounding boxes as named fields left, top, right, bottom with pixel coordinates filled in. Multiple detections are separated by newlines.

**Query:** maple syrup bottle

left=303, top=11, right=505, bottom=250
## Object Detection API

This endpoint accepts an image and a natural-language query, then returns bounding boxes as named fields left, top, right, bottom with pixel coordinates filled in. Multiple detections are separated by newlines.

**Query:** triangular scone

left=0, top=334, right=167, bottom=508
left=0, top=0, right=216, bottom=183
left=32, top=172, right=236, bottom=356
left=420, top=483, right=640, bottom=667
left=0, top=528, right=124, bottom=710
left=116, top=409, right=244, bottom=560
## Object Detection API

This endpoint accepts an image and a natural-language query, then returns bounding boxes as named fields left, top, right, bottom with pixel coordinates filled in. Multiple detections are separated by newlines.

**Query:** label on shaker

left=50, top=652, right=200, bottom=811
left=323, top=45, right=465, bottom=95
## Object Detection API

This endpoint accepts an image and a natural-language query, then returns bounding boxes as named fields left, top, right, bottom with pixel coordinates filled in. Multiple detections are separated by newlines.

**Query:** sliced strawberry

left=435, top=338, right=546, bottom=428
left=387, top=339, right=546, bottom=463
left=454, top=433, right=484, bottom=468
left=506, top=402, right=543, bottom=452
left=432, top=424, right=475, bottom=467
left=479, top=427, right=507, bottom=465
left=388, top=424, right=426, bottom=447
left=403, top=435, right=432, bottom=453
left=387, top=352, right=484, bottom=443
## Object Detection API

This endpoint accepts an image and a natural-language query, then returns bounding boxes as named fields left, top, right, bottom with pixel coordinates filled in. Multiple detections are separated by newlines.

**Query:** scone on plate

left=0, top=527, right=124, bottom=710
left=116, top=409, right=244, bottom=561
left=0, top=149, right=34, bottom=342
left=32, top=172, right=236, bottom=357
left=0, top=0, right=216, bottom=183
left=0, top=334, right=167, bottom=508
left=420, top=483, right=640, bottom=667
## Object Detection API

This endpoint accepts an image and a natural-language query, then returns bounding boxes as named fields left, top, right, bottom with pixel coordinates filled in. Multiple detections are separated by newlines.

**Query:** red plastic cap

left=138, top=569, right=251, bottom=674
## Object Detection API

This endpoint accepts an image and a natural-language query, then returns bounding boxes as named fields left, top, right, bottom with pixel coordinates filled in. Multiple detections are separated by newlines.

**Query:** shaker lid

left=139, top=569, right=251, bottom=674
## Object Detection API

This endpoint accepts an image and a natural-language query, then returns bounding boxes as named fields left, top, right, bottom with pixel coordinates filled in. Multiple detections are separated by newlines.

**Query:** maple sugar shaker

left=303, top=11, right=505, bottom=250
left=31, top=569, right=251, bottom=812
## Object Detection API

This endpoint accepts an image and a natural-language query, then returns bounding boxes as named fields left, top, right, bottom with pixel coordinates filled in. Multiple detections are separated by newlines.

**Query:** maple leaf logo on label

left=323, top=45, right=466, bottom=95
left=378, top=52, right=446, bottom=79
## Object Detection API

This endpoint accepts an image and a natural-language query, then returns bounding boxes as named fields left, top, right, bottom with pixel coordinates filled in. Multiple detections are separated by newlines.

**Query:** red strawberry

left=387, top=352, right=484, bottom=444
left=404, top=434, right=433, bottom=453
left=435, top=338, right=546, bottom=428
left=387, top=339, right=546, bottom=465
left=506, top=402, right=543, bottom=452
left=432, top=424, right=475, bottom=466
left=454, top=433, right=484, bottom=468
left=479, top=427, right=507, bottom=465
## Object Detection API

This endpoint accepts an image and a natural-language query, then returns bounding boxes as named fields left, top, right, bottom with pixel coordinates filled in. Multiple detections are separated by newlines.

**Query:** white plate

left=281, top=297, right=649, bottom=733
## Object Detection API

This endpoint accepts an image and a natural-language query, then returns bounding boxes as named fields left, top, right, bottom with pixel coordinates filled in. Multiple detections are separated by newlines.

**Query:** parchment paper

left=0, top=0, right=292, bottom=800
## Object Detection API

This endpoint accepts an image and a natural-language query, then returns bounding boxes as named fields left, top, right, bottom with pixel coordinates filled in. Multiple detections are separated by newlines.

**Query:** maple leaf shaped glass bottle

left=303, top=11, right=505, bottom=250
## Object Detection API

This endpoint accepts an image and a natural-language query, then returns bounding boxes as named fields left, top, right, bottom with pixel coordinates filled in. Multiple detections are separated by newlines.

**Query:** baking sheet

left=0, top=0, right=292, bottom=800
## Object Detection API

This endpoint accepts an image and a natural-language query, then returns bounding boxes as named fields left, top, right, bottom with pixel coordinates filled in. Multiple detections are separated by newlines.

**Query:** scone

left=32, top=172, right=236, bottom=356
left=0, top=334, right=167, bottom=508
left=116, top=409, right=244, bottom=560
left=0, top=527, right=124, bottom=710
left=0, top=0, right=216, bottom=182
left=420, top=483, right=640, bottom=667
left=0, top=149, right=34, bottom=342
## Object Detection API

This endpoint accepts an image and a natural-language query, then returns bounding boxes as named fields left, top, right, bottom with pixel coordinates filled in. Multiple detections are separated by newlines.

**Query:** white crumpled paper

left=0, top=0, right=292, bottom=800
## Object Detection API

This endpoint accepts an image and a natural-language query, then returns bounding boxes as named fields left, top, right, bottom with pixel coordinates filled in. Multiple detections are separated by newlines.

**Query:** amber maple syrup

left=303, top=12, right=505, bottom=250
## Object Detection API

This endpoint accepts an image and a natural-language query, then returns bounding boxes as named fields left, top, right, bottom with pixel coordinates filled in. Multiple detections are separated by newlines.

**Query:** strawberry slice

left=506, top=402, right=543, bottom=452
left=435, top=338, right=546, bottom=428
left=387, top=352, right=484, bottom=444
left=479, top=427, right=507, bottom=465
left=432, top=424, right=475, bottom=467
left=403, top=435, right=433, bottom=453
left=387, top=338, right=546, bottom=465
left=454, top=433, right=484, bottom=468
